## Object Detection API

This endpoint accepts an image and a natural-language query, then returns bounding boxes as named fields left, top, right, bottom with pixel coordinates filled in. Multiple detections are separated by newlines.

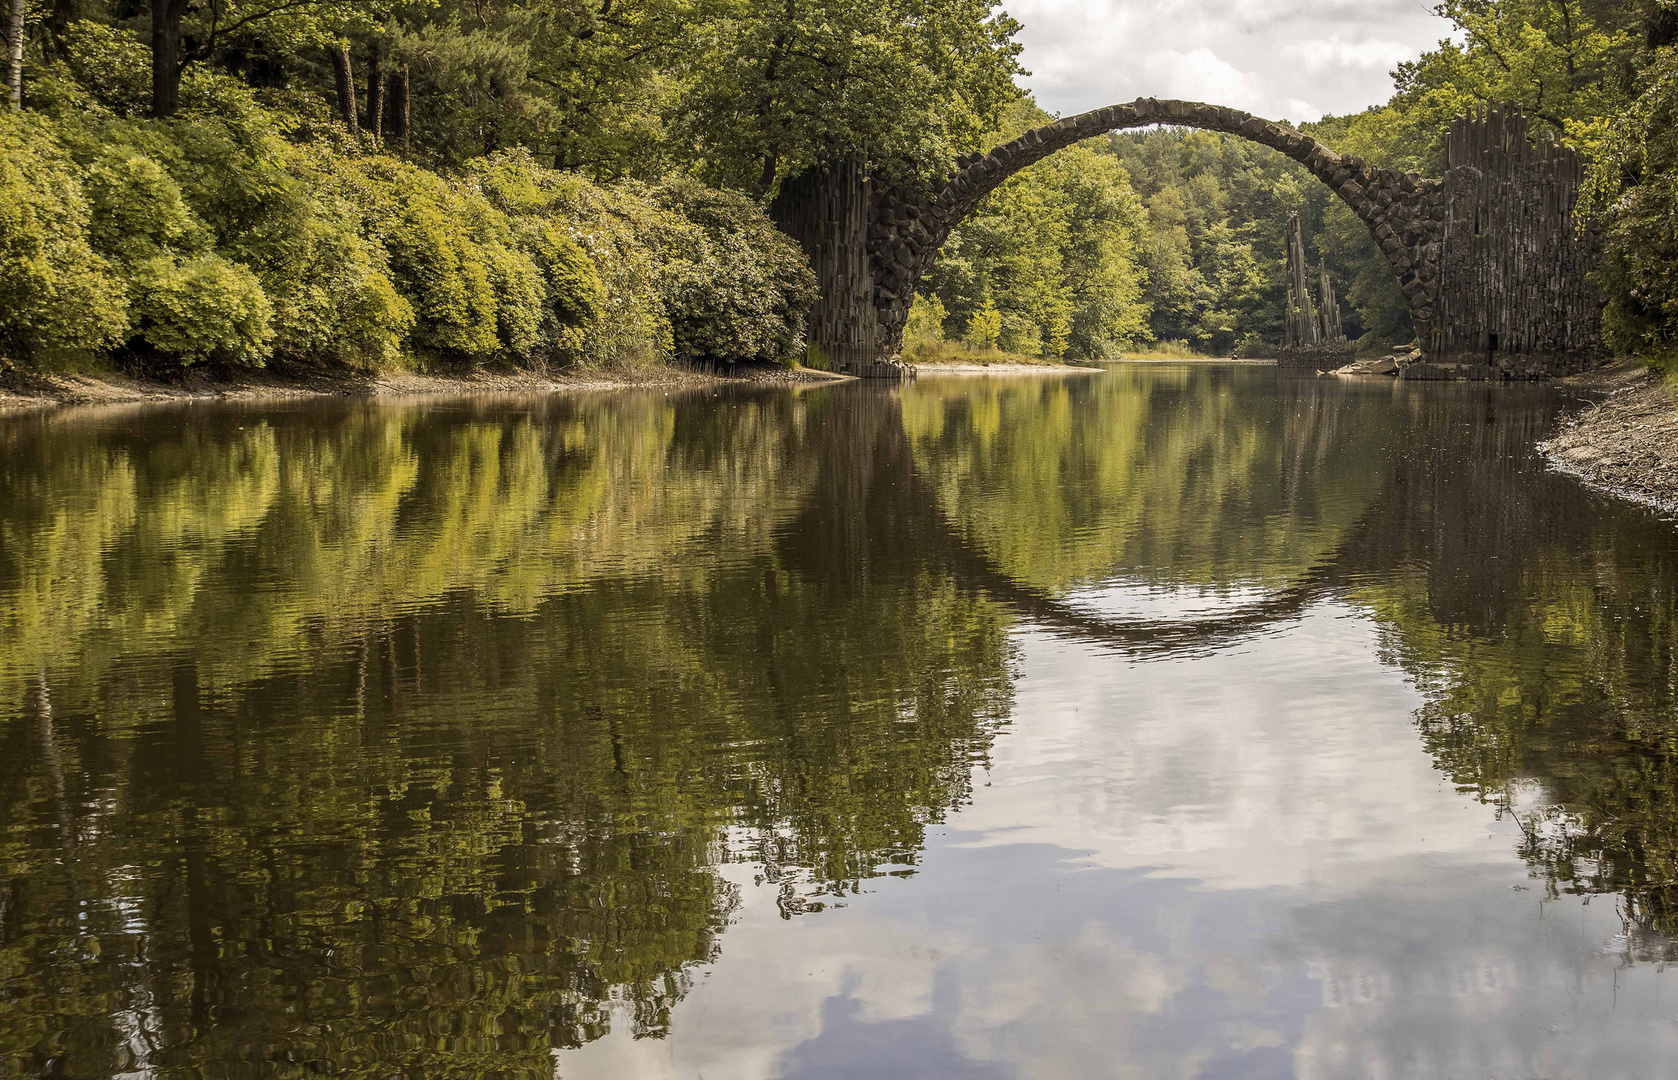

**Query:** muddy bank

left=0, top=362, right=849, bottom=414
left=1540, top=359, right=1678, bottom=513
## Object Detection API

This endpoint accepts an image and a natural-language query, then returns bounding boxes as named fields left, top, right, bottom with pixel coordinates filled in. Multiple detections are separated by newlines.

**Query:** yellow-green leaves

left=0, top=112, right=128, bottom=362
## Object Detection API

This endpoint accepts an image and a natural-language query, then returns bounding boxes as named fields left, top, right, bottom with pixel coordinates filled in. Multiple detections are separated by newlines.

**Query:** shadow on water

left=0, top=365, right=1675, bottom=1074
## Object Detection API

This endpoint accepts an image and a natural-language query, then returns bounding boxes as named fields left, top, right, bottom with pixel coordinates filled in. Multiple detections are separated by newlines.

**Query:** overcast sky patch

left=1006, top=0, right=1457, bottom=123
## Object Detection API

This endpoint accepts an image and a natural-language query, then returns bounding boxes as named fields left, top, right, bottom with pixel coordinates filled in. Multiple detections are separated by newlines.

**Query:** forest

left=1, top=0, right=1676, bottom=371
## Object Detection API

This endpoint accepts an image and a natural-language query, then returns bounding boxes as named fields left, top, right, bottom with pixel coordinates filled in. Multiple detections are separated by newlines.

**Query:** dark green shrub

left=647, top=175, right=816, bottom=363
left=360, top=157, right=545, bottom=363
left=1, top=62, right=814, bottom=375
left=469, top=152, right=629, bottom=365
left=1588, top=51, right=1678, bottom=353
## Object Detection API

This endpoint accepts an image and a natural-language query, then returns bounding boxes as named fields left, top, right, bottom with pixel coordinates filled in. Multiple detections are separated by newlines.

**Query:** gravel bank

left=1540, top=360, right=1678, bottom=513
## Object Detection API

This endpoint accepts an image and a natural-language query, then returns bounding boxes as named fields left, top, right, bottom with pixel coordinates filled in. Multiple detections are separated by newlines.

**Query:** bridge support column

left=771, top=162, right=913, bottom=379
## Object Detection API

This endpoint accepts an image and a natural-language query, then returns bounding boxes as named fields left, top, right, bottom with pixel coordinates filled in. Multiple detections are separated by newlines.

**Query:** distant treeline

left=0, top=0, right=1674, bottom=372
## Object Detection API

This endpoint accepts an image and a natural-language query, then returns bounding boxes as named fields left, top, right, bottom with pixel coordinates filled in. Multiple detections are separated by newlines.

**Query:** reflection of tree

left=1338, top=384, right=1678, bottom=950
left=906, top=368, right=1678, bottom=950
left=0, top=390, right=1013, bottom=1077
left=902, top=367, right=1393, bottom=593
left=9, top=365, right=1678, bottom=1076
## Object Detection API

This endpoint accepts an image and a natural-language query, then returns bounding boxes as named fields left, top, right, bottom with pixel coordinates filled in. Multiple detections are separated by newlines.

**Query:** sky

left=1007, top=0, right=1459, bottom=123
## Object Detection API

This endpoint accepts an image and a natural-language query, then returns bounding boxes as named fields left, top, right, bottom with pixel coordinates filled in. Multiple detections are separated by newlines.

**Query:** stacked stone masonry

left=774, top=98, right=1601, bottom=380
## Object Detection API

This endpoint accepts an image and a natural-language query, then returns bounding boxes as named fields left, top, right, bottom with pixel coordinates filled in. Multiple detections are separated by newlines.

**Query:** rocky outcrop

left=1280, top=212, right=1353, bottom=366
left=1328, top=343, right=1422, bottom=377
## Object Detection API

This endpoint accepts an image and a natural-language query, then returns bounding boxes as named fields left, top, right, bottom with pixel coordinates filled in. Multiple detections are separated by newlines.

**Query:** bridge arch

left=773, top=99, right=1450, bottom=374
left=868, top=99, right=1444, bottom=360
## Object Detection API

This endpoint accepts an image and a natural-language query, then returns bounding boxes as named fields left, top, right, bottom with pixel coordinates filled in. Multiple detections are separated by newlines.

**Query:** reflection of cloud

left=1006, top=0, right=1455, bottom=121
left=555, top=605, right=1678, bottom=1079
left=957, top=608, right=1509, bottom=892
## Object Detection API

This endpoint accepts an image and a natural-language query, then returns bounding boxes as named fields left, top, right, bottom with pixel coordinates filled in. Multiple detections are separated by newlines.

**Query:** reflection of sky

left=1051, top=579, right=1279, bottom=621
left=556, top=604, right=1678, bottom=1079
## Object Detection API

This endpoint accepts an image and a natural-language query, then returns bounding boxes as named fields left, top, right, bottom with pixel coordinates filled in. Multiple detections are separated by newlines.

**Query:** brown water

left=2, top=365, right=1677, bottom=1078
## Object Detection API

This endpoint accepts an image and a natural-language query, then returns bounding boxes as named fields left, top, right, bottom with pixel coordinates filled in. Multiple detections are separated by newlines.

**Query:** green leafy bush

left=0, top=114, right=129, bottom=363
left=2, top=63, right=813, bottom=374
left=1586, top=49, right=1678, bottom=353
left=367, top=160, right=505, bottom=359
left=647, top=175, right=816, bottom=363
left=469, top=153, right=612, bottom=363
left=547, top=179, right=678, bottom=368
left=264, top=214, right=416, bottom=369
left=80, top=147, right=206, bottom=263
left=129, top=255, right=274, bottom=366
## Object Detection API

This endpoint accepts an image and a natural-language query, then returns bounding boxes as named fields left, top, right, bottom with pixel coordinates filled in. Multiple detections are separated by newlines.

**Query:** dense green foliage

left=1584, top=46, right=1678, bottom=354
left=3, top=0, right=1677, bottom=369
left=0, top=82, right=816, bottom=371
left=1105, top=128, right=1312, bottom=354
left=1301, top=0, right=1677, bottom=352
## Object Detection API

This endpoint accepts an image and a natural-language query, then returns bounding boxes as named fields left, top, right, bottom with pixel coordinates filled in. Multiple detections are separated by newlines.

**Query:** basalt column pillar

left=771, top=160, right=885, bottom=374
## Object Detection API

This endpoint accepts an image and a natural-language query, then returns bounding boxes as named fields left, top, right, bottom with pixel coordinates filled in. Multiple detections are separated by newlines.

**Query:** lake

left=3, top=364, right=1677, bottom=1078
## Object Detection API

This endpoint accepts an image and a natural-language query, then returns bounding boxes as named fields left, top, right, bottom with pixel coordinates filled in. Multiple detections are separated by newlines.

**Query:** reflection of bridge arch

left=939, top=535, right=1340, bottom=658
left=779, top=381, right=1369, bottom=659
left=917, top=464, right=1367, bottom=659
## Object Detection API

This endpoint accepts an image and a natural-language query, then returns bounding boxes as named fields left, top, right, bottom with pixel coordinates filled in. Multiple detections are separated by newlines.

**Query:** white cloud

left=1005, top=0, right=1456, bottom=121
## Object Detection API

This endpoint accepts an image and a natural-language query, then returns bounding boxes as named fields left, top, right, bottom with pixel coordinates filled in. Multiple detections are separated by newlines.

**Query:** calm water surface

left=3, top=365, right=1678, bottom=1078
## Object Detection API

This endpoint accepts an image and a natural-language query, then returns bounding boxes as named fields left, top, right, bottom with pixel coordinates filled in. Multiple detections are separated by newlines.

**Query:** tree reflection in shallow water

left=0, top=391, right=1014, bottom=1076
left=1, top=367, right=1677, bottom=1075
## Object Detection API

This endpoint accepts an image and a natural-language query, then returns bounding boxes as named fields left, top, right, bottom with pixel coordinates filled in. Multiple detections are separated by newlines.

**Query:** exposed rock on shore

left=1541, top=361, right=1678, bottom=512
left=1329, top=343, right=1420, bottom=377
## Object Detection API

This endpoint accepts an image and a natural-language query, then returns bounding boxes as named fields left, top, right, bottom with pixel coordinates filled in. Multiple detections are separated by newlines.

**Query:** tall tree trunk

left=330, top=41, right=358, bottom=136
left=388, top=63, right=409, bottom=154
left=42, top=0, right=74, bottom=61
left=150, top=0, right=186, bottom=117
left=6, top=0, right=23, bottom=109
left=364, top=40, right=384, bottom=139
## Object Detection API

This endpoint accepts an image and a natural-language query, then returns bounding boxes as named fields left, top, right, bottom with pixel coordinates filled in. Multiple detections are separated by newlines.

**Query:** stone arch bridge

left=771, top=98, right=1601, bottom=378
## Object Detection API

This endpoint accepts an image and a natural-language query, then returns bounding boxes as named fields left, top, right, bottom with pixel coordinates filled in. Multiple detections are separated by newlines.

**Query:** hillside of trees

left=0, top=0, right=1675, bottom=372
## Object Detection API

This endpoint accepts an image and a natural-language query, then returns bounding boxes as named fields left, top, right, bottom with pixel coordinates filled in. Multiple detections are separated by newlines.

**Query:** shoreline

left=1540, top=359, right=1678, bottom=515
left=0, top=359, right=1108, bottom=414
left=912, top=361, right=1102, bottom=375
left=0, top=362, right=852, bottom=415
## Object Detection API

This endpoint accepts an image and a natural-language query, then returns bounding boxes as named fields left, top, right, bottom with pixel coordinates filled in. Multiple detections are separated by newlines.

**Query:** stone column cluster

left=1279, top=212, right=1352, bottom=365
left=1421, top=105, right=1604, bottom=377
left=1283, top=214, right=1321, bottom=352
